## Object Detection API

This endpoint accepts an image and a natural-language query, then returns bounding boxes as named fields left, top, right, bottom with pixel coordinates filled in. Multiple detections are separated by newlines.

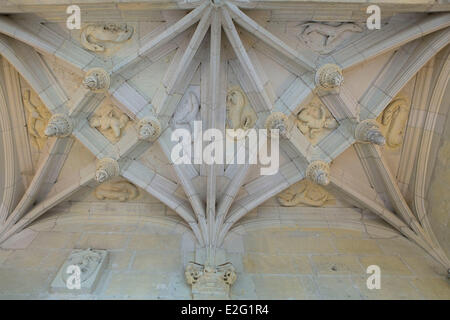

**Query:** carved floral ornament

left=306, top=160, right=330, bottom=186
left=138, top=116, right=162, bottom=141
left=265, top=112, right=289, bottom=139
left=315, top=64, right=344, bottom=90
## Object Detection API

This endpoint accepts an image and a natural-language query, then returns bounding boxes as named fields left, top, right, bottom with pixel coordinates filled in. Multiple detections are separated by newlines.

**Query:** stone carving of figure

left=296, top=98, right=338, bottom=140
left=90, top=106, right=129, bottom=140
left=226, top=87, right=257, bottom=131
left=80, top=23, right=134, bottom=52
left=22, top=89, right=51, bottom=149
left=94, top=180, right=139, bottom=202
left=377, top=97, right=409, bottom=149
left=297, top=22, right=363, bottom=54
left=61, top=249, right=102, bottom=284
left=172, top=91, right=200, bottom=132
left=278, top=179, right=331, bottom=207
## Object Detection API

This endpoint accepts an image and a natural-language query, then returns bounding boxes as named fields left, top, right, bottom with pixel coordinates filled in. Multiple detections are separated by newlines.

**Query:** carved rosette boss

left=138, top=116, right=162, bottom=141
left=315, top=64, right=344, bottom=90
left=185, top=262, right=237, bottom=299
left=265, top=112, right=289, bottom=139
left=82, top=68, right=110, bottom=92
left=306, top=160, right=330, bottom=186
left=355, top=119, right=386, bottom=145
left=44, top=114, right=73, bottom=138
left=95, top=158, right=119, bottom=183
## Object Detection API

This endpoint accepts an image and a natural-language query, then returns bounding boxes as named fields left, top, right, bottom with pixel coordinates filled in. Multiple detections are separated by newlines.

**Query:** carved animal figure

left=94, top=181, right=139, bottom=202
left=172, top=91, right=200, bottom=132
left=278, top=179, right=330, bottom=207
left=298, top=22, right=363, bottom=53
left=90, top=107, right=129, bottom=138
left=81, top=23, right=134, bottom=52
left=296, top=99, right=337, bottom=139
left=22, top=89, right=51, bottom=149
left=378, top=98, right=409, bottom=148
left=226, top=87, right=257, bottom=131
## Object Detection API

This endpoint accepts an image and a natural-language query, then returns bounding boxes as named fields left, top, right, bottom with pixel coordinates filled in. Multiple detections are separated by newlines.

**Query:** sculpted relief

left=226, top=87, right=257, bottom=132
left=277, top=179, right=332, bottom=207
left=296, top=97, right=338, bottom=144
left=172, top=91, right=200, bottom=132
left=22, top=89, right=51, bottom=150
left=377, top=97, right=409, bottom=149
left=81, top=23, right=134, bottom=53
left=89, top=104, right=129, bottom=142
left=94, top=180, right=139, bottom=202
left=61, top=249, right=103, bottom=284
left=297, top=22, right=363, bottom=54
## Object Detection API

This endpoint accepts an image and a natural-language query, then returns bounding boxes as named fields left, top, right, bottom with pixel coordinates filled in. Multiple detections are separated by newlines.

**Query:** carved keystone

left=306, top=160, right=330, bottom=186
left=95, top=158, right=119, bottom=183
left=315, top=64, right=344, bottom=90
left=44, top=114, right=73, bottom=137
left=355, top=119, right=385, bottom=145
left=138, top=116, right=162, bottom=141
left=265, top=112, right=289, bottom=139
left=185, top=262, right=237, bottom=300
left=82, top=68, right=110, bottom=92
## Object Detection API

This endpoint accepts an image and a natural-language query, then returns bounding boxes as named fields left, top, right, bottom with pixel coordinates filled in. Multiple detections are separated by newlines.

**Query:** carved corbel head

left=44, top=114, right=73, bottom=138
left=95, top=158, right=119, bottom=183
left=265, top=112, right=289, bottom=139
left=82, top=68, right=110, bottom=92
left=315, top=64, right=344, bottom=90
left=138, top=116, right=161, bottom=141
left=306, top=160, right=330, bottom=186
left=355, top=119, right=385, bottom=145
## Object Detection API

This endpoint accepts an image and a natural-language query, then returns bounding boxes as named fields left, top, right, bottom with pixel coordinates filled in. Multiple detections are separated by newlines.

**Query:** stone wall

left=0, top=209, right=448, bottom=299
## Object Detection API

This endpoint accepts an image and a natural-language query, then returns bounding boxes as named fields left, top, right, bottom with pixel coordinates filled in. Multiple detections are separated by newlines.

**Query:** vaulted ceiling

left=0, top=0, right=449, bottom=269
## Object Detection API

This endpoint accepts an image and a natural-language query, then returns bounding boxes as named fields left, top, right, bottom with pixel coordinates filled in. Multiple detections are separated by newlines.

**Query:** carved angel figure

left=297, top=22, right=363, bottom=54
left=226, top=87, right=257, bottom=131
left=94, top=180, right=139, bottom=202
left=378, top=97, right=409, bottom=148
left=89, top=106, right=129, bottom=139
left=22, top=89, right=51, bottom=149
left=296, top=99, right=338, bottom=139
left=278, top=179, right=330, bottom=207
left=81, top=23, right=134, bottom=52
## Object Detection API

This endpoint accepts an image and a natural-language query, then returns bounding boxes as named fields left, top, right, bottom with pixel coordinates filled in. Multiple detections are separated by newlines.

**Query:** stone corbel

left=306, top=160, right=330, bottom=186
left=355, top=119, right=385, bottom=145
left=137, top=116, right=162, bottom=141
left=44, top=114, right=73, bottom=138
left=185, top=262, right=237, bottom=299
left=315, top=64, right=344, bottom=93
left=95, top=158, right=119, bottom=183
left=82, top=68, right=110, bottom=92
left=265, top=112, right=289, bottom=139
